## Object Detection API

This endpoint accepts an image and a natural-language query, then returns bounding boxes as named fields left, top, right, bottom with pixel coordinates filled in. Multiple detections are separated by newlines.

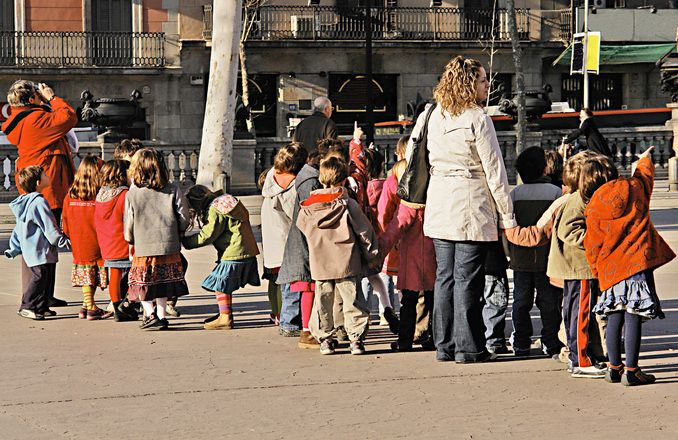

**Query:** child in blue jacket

left=5, top=166, right=70, bottom=320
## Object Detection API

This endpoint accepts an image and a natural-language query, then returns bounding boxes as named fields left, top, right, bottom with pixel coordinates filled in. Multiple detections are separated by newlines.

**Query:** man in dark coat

left=563, top=108, right=613, bottom=158
left=292, top=97, right=338, bottom=152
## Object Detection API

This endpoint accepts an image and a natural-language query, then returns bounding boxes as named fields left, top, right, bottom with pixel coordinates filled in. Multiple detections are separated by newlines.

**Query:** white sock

left=156, top=297, right=167, bottom=320
left=368, top=273, right=392, bottom=311
left=141, top=300, right=155, bottom=317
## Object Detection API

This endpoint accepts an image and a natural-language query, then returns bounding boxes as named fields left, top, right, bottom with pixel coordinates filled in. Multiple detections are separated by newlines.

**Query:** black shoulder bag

left=396, top=104, right=436, bottom=204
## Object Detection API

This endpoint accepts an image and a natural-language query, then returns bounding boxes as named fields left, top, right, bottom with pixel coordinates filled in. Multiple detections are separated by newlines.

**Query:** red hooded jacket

left=1, top=97, right=77, bottom=209
left=94, top=187, right=129, bottom=261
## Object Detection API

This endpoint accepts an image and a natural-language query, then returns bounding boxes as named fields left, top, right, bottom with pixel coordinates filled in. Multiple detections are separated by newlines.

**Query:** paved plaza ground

left=1, top=190, right=678, bottom=439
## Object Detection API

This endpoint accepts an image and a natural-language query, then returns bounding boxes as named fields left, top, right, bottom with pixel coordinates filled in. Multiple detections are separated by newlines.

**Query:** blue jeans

left=433, top=239, right=489, bottom=362
left=482, top=273, right=509, bottom=349
left=511, top=271, right=563, bottom=354
left=279, top=283, right=301, bottom=331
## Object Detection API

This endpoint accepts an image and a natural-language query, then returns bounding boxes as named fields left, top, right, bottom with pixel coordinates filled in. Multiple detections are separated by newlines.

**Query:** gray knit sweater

left=124, top=183, right=191, bottom=257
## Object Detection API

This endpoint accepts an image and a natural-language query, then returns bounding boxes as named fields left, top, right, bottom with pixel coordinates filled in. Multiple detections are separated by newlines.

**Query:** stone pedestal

left=668, top=103, right=678, bottom=191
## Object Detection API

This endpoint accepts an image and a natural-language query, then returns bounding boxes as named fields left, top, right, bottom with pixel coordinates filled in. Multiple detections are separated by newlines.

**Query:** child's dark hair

left=99, top=159, right=130, bottom=188
left=130, top=148, right=169, bottom=190
left=544, top=149, right=564, bottom=186
left=186, top=184, right=225, bottom=225
left=316, top=137, right=344, bottom=151
left=114, top=139, right=142, bottom=160
left=17, top=165, right=43, bottom=193
left=69, top=155, right=101, bottom=201
left=274, top=143, right=308, bottom=175
left=365, top=148, right=385, bottom=180
left=515, top=147, right=546, bottom=183
left=323, top=143, right=349, bottom=163
left=578, top=156, right=618, bottom=203
left=307, top=145, right=329, bottom=167
left=319, top=157, right=349, bottom=187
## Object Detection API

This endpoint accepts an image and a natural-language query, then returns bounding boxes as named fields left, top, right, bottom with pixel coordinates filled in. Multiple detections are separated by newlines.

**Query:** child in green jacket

left=182, top=185, right=261, bottom=330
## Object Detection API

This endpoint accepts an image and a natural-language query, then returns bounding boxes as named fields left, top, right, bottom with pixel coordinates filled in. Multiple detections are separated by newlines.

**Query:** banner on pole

left=570, top=32, right=601, bottom=75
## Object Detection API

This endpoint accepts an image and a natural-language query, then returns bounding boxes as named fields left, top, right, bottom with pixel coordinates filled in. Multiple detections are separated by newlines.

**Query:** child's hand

left=639, top=145, right=655, bottom=160
left=353, top=121, right=364, bottom=141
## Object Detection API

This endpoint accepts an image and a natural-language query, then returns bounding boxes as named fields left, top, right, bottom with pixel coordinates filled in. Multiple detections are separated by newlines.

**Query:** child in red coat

left=95, top=160, right=137, bottom=321
left=585, top=147, right=675, bottom=386
left=62, top=156, right=110, bottom=320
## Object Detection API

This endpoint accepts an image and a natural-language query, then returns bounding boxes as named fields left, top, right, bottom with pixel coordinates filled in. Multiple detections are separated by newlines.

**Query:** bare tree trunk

left=239, top=41, right=255, bottom=134
left=506, top=0, right=526, bottom=155
left=197, top=0, right=243, bottom=190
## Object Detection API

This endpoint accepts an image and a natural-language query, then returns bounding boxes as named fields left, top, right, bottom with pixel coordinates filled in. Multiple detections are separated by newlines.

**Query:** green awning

left=553, top=43, right=675, bottom=67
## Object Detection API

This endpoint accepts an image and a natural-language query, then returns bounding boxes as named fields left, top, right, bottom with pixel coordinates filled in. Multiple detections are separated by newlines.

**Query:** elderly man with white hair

left=292, top=96, right=338, bottom=152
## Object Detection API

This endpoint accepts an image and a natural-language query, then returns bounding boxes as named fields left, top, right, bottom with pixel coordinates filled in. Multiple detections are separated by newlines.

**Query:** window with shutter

left=0, top=1, right=15, bottom=66
left=92, top=0, right=132, bottom=32
left=91, top=0, right=133, bottom=66
left=1, top=1, right=15, bottom=31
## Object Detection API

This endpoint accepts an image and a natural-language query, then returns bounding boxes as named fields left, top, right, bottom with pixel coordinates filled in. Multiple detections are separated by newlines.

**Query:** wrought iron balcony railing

left=0, top=31, right=165, bottom=68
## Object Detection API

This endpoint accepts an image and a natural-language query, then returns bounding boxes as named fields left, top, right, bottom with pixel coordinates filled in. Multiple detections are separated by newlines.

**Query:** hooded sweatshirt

left=260, top=168, right=297, bottom=269
left=182, top=194, right=259, bottom=261
left=5, top=192, right=70, bottom=267
left=95, top=186, right=129, bottom=261
left=277, top=164, right=322, bottom=285
left=297, top=186, right=379, bottom=281
left=584, top=156, right=675, bottom=291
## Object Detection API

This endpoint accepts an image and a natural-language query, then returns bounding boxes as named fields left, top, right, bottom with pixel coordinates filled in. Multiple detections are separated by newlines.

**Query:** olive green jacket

left=182, top=194, right=259, bottom=261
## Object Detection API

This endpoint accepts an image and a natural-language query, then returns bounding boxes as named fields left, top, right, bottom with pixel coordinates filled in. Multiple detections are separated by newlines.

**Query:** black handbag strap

left=415, top=103, right=437, bottom=144
left=2, top=107, right=39, bottom=136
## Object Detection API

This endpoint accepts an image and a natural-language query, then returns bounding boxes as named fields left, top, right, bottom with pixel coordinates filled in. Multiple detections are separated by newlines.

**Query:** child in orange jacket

left=584, top=147, right=675, bottom=386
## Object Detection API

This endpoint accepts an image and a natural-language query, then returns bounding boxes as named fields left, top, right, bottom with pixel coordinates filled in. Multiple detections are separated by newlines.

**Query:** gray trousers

left=310, top=277, right=369, bottom=342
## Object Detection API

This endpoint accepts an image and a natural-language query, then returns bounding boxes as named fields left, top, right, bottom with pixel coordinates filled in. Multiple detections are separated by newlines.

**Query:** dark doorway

left=328, top=73, right=398, bottom=136
left=235, top=74, right=278, bottom=138
left=561, top=73, right=623, bottom=111
left=91, top=0, right=133, bottom=66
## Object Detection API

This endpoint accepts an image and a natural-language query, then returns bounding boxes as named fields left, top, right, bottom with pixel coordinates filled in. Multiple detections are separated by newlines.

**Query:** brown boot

left=298, top=330, right=320, bottom=349
left=203, top=313, right=233, bottom=330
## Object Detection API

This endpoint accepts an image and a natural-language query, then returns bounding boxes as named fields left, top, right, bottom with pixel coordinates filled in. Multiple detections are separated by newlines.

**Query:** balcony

left=0, top=31, right=165, bottom=68
left=204, top=6, right=536, bottom=43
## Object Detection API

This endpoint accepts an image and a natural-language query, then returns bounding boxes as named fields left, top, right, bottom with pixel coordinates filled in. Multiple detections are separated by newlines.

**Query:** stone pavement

left=0, top=193, right=677, bottom=439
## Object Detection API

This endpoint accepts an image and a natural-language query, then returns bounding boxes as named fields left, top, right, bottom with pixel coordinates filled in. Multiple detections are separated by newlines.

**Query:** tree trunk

left=506, top=0, right=526, bottom=155
left=239, top=41, right=255, bottom=134
left=197, top=0, right=243, bottom=191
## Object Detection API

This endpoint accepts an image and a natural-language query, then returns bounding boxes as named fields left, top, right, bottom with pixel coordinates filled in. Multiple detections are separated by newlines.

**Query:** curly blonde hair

left=433, top=56, right=484, bottom=116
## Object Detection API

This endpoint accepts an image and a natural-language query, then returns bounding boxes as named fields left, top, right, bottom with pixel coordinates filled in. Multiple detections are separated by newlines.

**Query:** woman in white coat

left=410, top=56, right=516, bottom=363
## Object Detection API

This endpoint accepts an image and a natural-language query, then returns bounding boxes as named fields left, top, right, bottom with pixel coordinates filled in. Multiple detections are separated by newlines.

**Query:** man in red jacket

left=2, top=80, right=77, bottom=308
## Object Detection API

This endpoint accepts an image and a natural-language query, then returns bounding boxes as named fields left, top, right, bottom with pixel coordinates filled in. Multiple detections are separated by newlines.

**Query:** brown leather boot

left=203, top=313, right=233, bottom=330
left=298, top=330, right=320, bottom=349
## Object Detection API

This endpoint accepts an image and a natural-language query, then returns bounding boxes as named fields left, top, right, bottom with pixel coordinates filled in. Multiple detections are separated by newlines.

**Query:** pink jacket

left=379, top=203, right=436, bottom=292
left=377, top=174, right=400, bottom=275
left=367, top=178, right=385, bottom=232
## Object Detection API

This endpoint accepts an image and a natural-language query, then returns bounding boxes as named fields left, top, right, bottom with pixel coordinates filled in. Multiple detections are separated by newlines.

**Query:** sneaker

left=335, top=326, right=348, bottom=342
left=18, top=309, right=44, bottom=320
left=298, top=330, right=320, bottom=349
left=279, top=328, right=300, bottom=337
left=418, top=334, right=436, bottom=351
left=78, top=308, right=87, bottom=319
left=487, top=345, right=510, bottom=355
left=39, top=309, right=57, bottom=317
left=606, top=364, right=625, bottom=383
left=567, top=361, right=573, bottom=373
left=165, top=304, right=181, bottom=317
left=350, top=340, right=366, bottom=355
left=571, top=364, right=606, bottom=378
left=48, top=297, right=68, bottom=307
left=114, top=302, right=139, bottom=322
left=456, top=350, right=497, bottom=364
left=143, top=316, right=169, bottom=331
left=140, top=314, right=159, bottom=329
left=622, top=367, right=656, bottom=387
left=382, top=307, right=400, bottom=334
left=87, top=308, right=113, bottom=321
left=513, top=348, right=531, bottom=357
left=319, top=339, right=335, bottom=355
left=390, top=341, right=412, bottom=352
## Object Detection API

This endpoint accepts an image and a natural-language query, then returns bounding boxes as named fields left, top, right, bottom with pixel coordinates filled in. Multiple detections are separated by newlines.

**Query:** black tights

left=606, top=311, right=642, bottom=369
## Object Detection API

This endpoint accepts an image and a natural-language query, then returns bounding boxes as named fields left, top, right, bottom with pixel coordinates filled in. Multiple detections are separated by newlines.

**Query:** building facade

left=0, top=0, right=675, bottom=144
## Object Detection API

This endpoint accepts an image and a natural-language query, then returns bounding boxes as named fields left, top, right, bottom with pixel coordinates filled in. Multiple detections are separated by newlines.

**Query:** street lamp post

left=364, top=0, right=374, bottom=144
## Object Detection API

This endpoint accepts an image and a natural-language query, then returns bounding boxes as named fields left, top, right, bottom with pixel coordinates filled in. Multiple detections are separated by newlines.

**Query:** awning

left=553, top=43, right=675, bottom=67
